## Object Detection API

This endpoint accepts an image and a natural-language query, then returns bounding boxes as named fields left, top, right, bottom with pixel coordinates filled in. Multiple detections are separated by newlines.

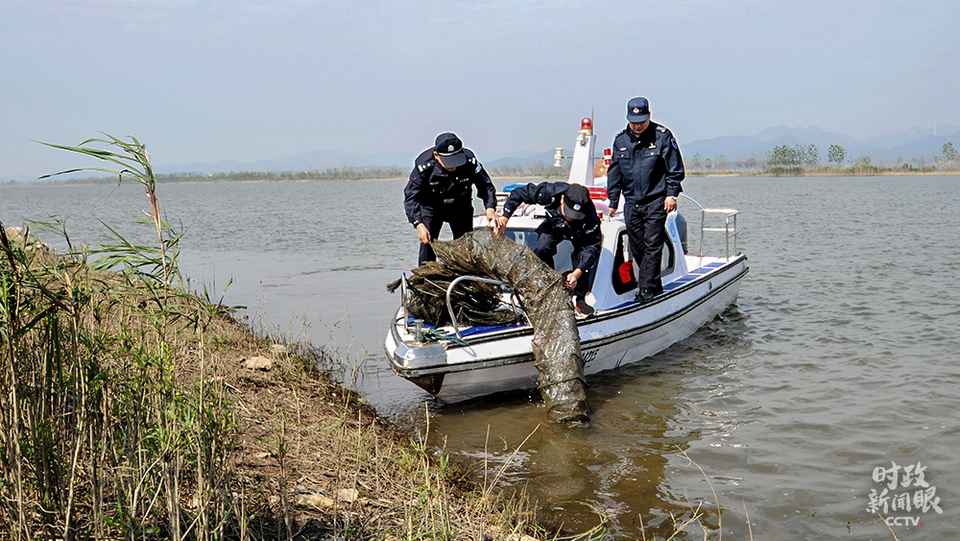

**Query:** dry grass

left=223, top=344, right=545, bottom=540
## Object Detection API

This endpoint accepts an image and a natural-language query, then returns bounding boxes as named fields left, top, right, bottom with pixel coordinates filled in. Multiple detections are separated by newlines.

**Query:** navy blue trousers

left=624, top=197, right=667, bottom=295
left=418, top=204, right=474, bottom=265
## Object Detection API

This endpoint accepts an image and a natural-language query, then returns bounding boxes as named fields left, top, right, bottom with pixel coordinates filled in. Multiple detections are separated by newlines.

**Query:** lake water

left=3, top=175, right=958, bottom=539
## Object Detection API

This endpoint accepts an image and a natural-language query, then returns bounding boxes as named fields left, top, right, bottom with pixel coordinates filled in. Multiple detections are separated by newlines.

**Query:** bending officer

left=404, top=132, right=497, bottom=265
left=606, top=97, right=684, bottom=303
left=496, top=182, right=602, bottom=315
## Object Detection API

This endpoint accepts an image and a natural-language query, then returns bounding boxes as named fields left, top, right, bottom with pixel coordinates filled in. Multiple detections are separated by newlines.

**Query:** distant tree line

left=684, top=141, right=960, bottom=176
left=9, top=160, right=569, bottom=186
left=8, top=145, right=957, bottom=186
left=487, top=160, right=568, bottom=178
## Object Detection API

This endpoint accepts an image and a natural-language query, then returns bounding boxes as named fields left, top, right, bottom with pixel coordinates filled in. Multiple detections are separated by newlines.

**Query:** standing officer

left=404, top=132, right=498, bottom=265
left=606, top=97, right=685, bottom=303
left=496, top=182, right=602, bottom=315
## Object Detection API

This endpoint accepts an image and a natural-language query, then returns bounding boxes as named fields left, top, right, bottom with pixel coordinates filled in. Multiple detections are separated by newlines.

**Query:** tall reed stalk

left=39, top=134, right=176, bottom=287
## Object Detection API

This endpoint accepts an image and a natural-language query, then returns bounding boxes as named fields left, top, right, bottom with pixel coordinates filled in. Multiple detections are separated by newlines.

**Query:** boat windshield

left=503, top=228, right=574, bottom=273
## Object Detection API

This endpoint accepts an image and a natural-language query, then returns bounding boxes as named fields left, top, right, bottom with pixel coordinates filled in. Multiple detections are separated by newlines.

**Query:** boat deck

left=664, top=261, right=726, bottom=290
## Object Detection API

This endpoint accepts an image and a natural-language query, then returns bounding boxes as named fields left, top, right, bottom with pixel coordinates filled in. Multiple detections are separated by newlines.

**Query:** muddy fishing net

left=387, top=229, right=590, bottom=425
left=386, top=261, right=516, bottom=329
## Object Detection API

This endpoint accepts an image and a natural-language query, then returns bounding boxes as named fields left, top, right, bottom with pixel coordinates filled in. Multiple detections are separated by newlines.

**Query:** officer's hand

left=664, top=196, right=678, bottom=213
left=493, top=215, right=509, bottom=236
left=565, top=269, right=582, bottom=289
left=484, top=208, right=498, bottom=229
left=416, top=223, right=431, bottom=245
left=607, top=207, right=618, bottom=218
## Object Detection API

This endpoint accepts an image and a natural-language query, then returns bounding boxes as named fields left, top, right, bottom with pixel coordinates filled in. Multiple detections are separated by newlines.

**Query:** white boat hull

left=385, top=255, right=748, bottom=402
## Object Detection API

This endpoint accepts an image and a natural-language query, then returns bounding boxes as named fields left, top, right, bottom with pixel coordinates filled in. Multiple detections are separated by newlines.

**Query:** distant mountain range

left=99, top=123, right=960, bottom=176
left=9, top=124, right=953, bottom=183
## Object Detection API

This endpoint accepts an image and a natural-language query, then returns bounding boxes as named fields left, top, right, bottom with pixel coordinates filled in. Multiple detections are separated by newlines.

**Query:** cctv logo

left=886, top=516, right=922, bottom=527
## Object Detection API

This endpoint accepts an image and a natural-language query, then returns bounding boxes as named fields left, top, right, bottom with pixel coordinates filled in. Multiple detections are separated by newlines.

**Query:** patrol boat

left=383, top=119, right=748, bottom=402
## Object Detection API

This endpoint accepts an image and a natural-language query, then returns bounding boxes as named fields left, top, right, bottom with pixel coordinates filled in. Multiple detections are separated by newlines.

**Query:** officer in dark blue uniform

left=606, top=97, right=685, bottom=303
left=497, top=182, right=602, bottom=315
left=404, top=132, right=498, bottom=265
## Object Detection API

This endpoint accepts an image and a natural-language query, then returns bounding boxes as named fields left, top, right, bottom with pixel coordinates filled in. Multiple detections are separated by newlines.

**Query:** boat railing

left=400, top=272, right=409, bottom=325
left=446, top=275, right=523, bottom=339
left=679, top=193, right=741, bottom=263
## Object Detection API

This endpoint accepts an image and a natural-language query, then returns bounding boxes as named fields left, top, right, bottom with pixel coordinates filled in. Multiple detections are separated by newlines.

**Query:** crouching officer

left=404, top=132, right=498, bottom=265
left=496, top=182, right=602, bottom=315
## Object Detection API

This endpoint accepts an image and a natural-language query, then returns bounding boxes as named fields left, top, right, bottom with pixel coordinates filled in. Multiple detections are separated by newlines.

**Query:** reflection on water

left=4, top=175, right=960, bottom=539
left=410, top=306, right=751, bottom=539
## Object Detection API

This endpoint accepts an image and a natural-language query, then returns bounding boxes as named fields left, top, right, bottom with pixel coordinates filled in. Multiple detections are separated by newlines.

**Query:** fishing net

left=388, top=229, right=590, bottom=425
left=386, top=261, right=516, bottom=328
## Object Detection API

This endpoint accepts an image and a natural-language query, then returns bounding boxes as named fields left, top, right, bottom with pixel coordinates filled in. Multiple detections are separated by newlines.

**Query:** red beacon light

left=587, top=186, right=608, bottom=201
left=580, top=118, right=593, bottom=132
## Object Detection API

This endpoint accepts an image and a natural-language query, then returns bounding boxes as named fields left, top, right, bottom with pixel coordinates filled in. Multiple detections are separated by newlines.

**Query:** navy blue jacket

left=403, top=147, right=497, bottom=227
left=502, top=181, right=602, bottom=273
left=606, top=122, right=684, bottom=210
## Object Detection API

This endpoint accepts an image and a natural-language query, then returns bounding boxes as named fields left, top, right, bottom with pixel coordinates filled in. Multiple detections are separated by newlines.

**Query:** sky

left=2, top=0, right=958, bottom=178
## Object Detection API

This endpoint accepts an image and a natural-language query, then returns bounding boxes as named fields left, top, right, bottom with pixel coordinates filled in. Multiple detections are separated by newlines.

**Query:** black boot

left=635, top=288, right=654, bottom=304
left=575, top=296, right=594, bottom=316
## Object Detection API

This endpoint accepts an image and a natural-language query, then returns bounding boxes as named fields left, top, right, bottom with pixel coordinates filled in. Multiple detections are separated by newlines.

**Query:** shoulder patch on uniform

left=476, top=164, right=482, bottom=173
left=657, top=125, right=666, bottom=133
left=671, top=137, right=678, bottom=149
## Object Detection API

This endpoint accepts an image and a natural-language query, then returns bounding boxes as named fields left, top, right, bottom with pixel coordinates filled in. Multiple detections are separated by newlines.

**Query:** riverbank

left=0, top=226, right=543, bottom=541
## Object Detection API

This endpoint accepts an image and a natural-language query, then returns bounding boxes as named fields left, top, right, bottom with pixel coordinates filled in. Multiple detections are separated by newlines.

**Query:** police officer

left=404, top=132, right=498, bottom=265
left=496, top=182, right=602, bottom=315
left=606, top=97, right=685, bottom=304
